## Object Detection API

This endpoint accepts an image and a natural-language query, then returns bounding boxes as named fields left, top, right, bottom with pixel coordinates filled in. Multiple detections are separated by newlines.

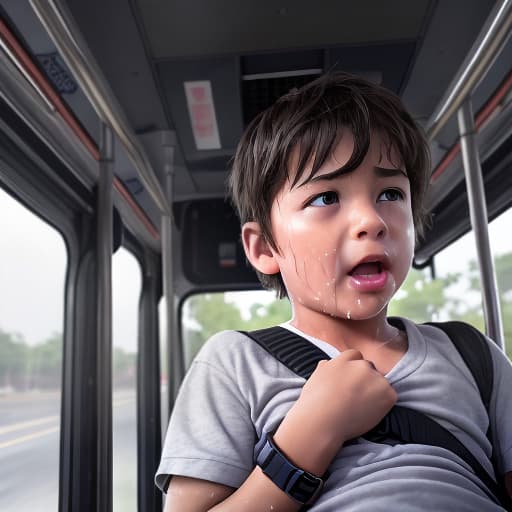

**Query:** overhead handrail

left=424, top=0, right=512, bottom=349
left=29, top=0, right=172, bottom=218
left=426, top=0, right=512, bottom=141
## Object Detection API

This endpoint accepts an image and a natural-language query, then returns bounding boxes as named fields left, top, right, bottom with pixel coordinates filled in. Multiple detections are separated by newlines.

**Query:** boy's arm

left=163, top=349, right=397, bottom=511
left=164, top=477, right=235, bottom=512
left=165, top=471, right=302, bottom=512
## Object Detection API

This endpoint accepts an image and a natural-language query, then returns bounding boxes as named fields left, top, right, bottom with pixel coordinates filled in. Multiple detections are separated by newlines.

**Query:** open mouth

left=348, top=258, right=389, bottom=291
left=349, top=261, right=384, bottom=277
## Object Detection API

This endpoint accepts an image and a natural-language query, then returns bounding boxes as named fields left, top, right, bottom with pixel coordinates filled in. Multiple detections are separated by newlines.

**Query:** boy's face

left=268, top=130, right=415, bottom=325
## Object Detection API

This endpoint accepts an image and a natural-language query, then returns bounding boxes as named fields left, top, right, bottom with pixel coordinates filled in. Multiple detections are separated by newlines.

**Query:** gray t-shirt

left=156, top=318, right=512, bottom=510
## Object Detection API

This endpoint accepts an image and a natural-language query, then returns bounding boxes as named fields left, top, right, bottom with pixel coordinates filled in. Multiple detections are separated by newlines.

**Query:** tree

left=461, top=252, right=512, bottom=356
left=244, top=299, right=292, bottom=331
left=183, top=253, right=512, bottom=363
left=184, top=294, right=245, bottom=362
left=29, top=333, right=62, bottom=389
left=113, top=346, right=136, bottom=388
left=186, top=293, right=244, bottom=340
left=0, top=329, right=28, bottom=389
left=183, top=293, right=292, bottom=363
left=388, top=268, right=461, bottom=323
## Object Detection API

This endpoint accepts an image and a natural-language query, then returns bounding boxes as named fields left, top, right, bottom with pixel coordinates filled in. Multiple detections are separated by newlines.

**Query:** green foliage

left=244, top=299, right=292, bottom=331
left=113, top=346, right=136, bottom=373
left=443, top=252, right=512, bottom=356
left=113, top=347, right=136, bottom=388
left=185, top=251, right=512, bottom=364
left=186, top=294, right=244, bottom=341
left=501, top=300, right=512, bottom=358
left=388, top=269, right=461, bottom=322
left=30, top=333, right=61, bottom=373
left=0, top=329, right=136, bottom=390
left=0, top=330, right=63, bottom=389
left=183, top=293, right=291, bottom=364
left=390, top=253, right=512, bottom=357
left=0, top=329, right=28, bottom=388
left=495, top=253, right=512, bottom=295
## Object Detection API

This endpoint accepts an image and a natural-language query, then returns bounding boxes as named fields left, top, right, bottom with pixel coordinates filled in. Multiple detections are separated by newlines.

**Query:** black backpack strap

left=242, top=326, right=330, bottom=379
left=425, top=321, right=511, bottom=508
left=365, top=406, right=509, bottom=506
left=242, top=324, right=511, bottom=509
left=426, top=321, right=493, bottom=413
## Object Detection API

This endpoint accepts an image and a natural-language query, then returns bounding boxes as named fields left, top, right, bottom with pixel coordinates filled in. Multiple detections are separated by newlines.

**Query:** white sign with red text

left=184, top=80, right=221, bottom=150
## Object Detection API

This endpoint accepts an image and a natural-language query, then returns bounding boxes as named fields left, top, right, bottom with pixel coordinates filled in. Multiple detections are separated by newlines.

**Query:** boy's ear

left=241, top=222, right=280, bottom=275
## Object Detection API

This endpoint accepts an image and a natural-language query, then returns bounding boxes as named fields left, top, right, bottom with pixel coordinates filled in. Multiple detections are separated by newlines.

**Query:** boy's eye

left=378, top=189, right=404, bottom=202
left=309, top=191, right=339, bottom=207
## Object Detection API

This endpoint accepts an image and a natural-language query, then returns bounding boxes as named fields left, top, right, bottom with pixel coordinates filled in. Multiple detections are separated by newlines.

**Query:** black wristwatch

left=255, top=431, right=325, bottom=505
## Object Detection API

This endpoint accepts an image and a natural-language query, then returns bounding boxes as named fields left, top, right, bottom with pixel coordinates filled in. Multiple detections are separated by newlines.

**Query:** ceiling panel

left=138, top=0, right=430, bottom=59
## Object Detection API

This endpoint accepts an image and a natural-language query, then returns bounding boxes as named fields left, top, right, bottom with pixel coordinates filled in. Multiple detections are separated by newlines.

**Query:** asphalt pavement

left=0, top=389, right=137, bottom=512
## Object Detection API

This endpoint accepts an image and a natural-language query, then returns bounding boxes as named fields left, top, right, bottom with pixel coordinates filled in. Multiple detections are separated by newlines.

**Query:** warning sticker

left=184, top=81, right=221, bottom=150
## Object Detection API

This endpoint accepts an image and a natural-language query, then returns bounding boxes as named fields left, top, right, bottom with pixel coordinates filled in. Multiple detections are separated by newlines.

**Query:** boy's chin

left=333, top=308, right=389, bottom=322
left=302, top=302, right=390, bottom=322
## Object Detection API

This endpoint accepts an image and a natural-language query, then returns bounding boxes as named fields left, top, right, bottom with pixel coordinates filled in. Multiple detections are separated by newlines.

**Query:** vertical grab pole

left=161, top=133, right=184, bottom=413
left=97, top=122, right=114, bottom=511
left=457, top=99, right=505, bottom=349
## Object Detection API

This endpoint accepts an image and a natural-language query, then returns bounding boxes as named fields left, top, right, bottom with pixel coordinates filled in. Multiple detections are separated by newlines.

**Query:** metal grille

left=242, top=74, right=319, bottom=125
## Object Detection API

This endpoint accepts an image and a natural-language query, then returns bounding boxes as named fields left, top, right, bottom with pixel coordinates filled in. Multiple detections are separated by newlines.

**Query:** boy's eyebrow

left=301, top=165, right=408, bottom=186
left=373, top=166, right=408, bottom=178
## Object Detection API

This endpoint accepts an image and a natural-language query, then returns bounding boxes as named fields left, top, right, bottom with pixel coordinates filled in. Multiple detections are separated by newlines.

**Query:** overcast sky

left=1, top=187, right=511, bottom=353
left=0, top=187, right=140, bottom=352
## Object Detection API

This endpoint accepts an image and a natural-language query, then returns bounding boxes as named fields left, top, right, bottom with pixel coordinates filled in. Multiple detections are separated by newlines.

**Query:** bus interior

left=0, top=0, right=512, bottom=511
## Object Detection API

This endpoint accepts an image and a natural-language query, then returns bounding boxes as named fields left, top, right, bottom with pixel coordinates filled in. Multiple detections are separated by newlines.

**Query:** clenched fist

left=273, top=349, right=397, bottom=476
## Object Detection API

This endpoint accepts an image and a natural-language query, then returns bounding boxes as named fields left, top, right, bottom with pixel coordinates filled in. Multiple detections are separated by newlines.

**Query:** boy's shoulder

left=194, top=328, right=305, bottom=380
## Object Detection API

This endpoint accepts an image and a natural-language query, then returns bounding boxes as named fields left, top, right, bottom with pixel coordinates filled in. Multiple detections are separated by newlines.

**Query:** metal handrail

left=426, top=0, right=512, bottom=141
left=30, top=0, right=172, bottom=218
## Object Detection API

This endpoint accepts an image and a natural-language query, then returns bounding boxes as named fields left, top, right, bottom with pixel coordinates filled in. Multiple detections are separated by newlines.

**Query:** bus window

left=388, top=267, right=436, bottom=323
left=159, top=297, right=168, bottom=435
left=0, top=187, right=66, bottom=511
left=181, top=290, right=292, bottom=369
left=433, top=208, right=512, bottom=354
left=112, top=248, right=141, bottom=512
left=488, top=209, right=512, bottom=354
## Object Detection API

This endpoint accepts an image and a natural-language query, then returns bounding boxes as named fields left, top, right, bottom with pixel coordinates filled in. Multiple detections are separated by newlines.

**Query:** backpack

left=241, top=319, right=512, bottom=510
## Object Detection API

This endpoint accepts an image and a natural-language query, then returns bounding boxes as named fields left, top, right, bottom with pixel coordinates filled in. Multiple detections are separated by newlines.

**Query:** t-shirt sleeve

left=155, top=332, right=256, bottom=492
left=488, top=339, right=512, bottom=474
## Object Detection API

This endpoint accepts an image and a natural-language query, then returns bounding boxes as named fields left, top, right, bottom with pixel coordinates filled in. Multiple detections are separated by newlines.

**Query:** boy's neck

left=290, top=309, right=401, bottom=353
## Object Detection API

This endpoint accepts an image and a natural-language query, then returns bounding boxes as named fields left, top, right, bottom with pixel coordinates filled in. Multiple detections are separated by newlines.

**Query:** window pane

left=488, top=209, right=512, bottom=354
left=112, top=249, right=140, bottom=512
left=0, top=187, right=66, bottom=511
left=182, top=290, right=292, bottom=369
left=159, top=298, right=168, bottom=439
left=388, top=267, right=437, bottom=323
left=425, top=208, right=512, bottom=354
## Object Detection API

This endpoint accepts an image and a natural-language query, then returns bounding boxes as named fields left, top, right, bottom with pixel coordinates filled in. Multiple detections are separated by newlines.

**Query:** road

left=0, top=390, right=137, bottom=512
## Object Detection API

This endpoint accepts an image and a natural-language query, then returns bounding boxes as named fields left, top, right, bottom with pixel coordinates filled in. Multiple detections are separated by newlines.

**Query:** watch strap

left=255, top=431, right=324, bottom=504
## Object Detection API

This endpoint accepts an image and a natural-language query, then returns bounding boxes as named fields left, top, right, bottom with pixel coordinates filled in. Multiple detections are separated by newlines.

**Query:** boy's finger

left=366, top=360, right=377, bottom=371
left=337, top=349, right=364, bottom=361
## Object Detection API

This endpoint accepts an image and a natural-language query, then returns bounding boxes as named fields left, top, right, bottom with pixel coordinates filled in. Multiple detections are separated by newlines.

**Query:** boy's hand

left=273, top=349, right=397, bottom=476
left=302, top=349, right=397, bottom=441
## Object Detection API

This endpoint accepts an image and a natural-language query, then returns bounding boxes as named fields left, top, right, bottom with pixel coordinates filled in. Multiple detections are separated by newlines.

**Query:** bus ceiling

left=1, top=1, right=512, bottom=271
left=4, top=0, right=504, bottom=248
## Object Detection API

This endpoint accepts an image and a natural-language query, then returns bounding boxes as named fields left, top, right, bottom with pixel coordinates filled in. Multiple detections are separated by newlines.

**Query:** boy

left=156, top=72, right=512, bottom=510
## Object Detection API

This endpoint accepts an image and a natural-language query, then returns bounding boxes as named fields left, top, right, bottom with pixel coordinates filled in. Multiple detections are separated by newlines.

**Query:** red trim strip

left=0, top=17, right=160, bottom=241
left=431, top=69, right=512, bottom=183
left=0, top=18, right=100, bottom=160
left=114, top=177, right=160, bottom=240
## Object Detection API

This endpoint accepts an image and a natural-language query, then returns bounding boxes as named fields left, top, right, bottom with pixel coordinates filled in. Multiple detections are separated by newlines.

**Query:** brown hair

left=229, top=72, right=431, bottom=297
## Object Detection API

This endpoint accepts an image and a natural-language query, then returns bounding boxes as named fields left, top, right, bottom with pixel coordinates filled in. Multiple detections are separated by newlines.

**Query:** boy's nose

left=350, top=207, right=387, bottom=240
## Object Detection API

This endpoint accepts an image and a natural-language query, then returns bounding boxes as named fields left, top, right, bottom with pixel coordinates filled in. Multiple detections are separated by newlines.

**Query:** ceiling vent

left=241, top=70, right=322, bottom=125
